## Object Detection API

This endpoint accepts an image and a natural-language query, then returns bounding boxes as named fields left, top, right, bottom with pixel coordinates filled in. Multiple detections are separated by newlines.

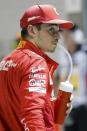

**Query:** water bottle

left=54, top=81, right=73, bottom=124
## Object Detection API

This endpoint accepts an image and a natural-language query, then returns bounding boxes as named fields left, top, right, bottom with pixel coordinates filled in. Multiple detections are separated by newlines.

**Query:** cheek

left=37, top=31, right=55, bottom=51
left=39, top=32, right=52, bottom=45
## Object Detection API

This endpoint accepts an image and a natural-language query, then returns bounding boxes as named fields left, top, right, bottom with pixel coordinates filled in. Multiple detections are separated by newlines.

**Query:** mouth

left=53, top=39, right=58, bottom=45
left=53, top=41, right=58, bottom=46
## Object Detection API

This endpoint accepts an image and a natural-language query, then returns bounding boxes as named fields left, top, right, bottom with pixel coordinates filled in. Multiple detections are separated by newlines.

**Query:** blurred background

left=0, top=0, right=87, bottom=131
left=0, top=0, right=87, bottom=59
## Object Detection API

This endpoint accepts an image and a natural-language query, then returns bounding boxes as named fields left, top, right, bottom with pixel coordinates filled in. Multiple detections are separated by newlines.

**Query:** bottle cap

left=59, top=81, right=73, bottom=93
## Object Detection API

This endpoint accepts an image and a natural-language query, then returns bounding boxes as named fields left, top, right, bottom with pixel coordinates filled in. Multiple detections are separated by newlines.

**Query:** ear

left=27, top=25, right=37, bottom=38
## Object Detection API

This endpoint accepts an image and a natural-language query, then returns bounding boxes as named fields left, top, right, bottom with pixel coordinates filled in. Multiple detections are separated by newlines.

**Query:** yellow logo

left=17, top=41, right=26, bottom=49
left=54, top=8, right=59, bottom=15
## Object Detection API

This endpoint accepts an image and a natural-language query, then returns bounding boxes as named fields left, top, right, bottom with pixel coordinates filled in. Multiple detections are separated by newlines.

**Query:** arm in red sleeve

left=19, top=58, right=49, bottom=131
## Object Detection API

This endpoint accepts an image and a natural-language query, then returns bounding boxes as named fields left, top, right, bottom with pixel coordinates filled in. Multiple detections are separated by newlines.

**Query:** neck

left=25, top=37, right=39, bottom=48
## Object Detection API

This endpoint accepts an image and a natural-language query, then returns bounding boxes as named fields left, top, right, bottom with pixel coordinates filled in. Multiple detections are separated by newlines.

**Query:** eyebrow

left=49, top=24, right=58, bottom=26
left=48, top=24, right=59, bottom=28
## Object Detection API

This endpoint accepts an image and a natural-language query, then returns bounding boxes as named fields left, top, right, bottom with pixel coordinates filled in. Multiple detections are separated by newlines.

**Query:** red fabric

left=0, top=40, right=58, bottom=131
left=55, top=124, right=62, bottom=131
left=20, top=4, right=73, bottom=29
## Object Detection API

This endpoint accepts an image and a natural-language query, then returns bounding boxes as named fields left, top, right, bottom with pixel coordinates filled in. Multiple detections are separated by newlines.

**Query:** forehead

left=41, top=23, right=59, bottom=28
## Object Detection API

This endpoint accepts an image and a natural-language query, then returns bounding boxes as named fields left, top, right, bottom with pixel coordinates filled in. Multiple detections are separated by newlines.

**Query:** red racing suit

left=0, top=40, right=58, bottom=131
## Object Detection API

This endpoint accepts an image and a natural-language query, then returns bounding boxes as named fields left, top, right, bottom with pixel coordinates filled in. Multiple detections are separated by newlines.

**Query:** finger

left=70, top=94, right=74, bottom=102
left=66, top=104, right=72, bottom=115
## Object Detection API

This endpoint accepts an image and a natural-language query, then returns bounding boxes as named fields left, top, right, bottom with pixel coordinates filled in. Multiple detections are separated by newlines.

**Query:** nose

left=54, top=32, right=60, bottom=40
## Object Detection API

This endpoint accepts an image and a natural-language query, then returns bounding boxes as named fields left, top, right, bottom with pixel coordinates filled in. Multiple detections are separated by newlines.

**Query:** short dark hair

left=21, top=23, right=42, bottom=39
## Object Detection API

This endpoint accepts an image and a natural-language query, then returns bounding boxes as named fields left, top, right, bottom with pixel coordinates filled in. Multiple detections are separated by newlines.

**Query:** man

left=0, top=4, right=73, bottom=131
left=56, top=24, right=87, bottom=131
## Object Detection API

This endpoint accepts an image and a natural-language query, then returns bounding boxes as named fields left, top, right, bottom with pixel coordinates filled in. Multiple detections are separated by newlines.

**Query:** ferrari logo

left=17, top=41, right=26, bottom=48
left=54, top=8, right=59, bottom=15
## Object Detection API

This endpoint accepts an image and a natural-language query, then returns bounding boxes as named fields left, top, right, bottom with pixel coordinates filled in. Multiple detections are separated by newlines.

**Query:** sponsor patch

left=28, top=16, right=40, bottom=22
left=0, top=60, right=17, bottom=71
left=54, top=8, right=59, bottom=15
left=31, top=66, right=45, bottom=73
left=17, top=41, right=26, bottom=48
left=28, top=87, right=46, bottom=94
left=29, top=79, right=46, bottom=87
left=21, top=118, right=29, bottom=131
left=29, top=74, right=46, bottom=79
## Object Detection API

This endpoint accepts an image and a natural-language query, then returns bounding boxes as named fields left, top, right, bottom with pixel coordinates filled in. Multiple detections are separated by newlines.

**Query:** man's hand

left=66, top=94, right=74, bottom=115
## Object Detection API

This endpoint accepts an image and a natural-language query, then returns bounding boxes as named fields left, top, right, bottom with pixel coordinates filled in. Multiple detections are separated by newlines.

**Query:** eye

left=49, top=27, right=55, bottom=34
left=47, top=26, right=60, bottom=36
left=49, top=27, right=55, bottom=32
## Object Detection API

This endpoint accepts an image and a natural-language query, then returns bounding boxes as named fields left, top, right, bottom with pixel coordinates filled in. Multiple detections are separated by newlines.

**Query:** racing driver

left=0, top=4, right=73, bottom=131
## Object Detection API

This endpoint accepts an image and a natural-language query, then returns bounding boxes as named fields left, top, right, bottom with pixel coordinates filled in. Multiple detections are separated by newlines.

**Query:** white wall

left=0, top=0, right=83, bottom=57
left=0, top=0, right=66, bottom=40
left=0, top=0, right=67, bottom=56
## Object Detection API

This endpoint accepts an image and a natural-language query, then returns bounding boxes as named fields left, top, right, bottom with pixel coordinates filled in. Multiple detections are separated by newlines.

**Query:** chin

left=47, top=48, right=56, bottom=52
